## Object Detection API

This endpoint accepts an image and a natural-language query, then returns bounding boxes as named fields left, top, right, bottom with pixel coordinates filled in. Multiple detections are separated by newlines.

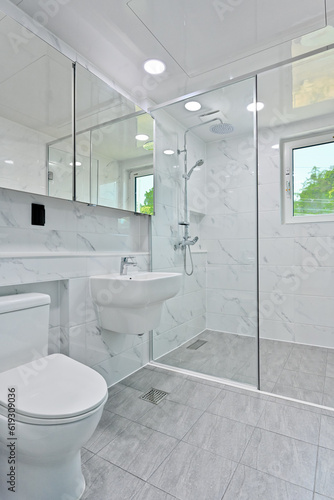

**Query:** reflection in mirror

left=0, top=12, right=73, bottom=198
left=49, top=63, right=154, bottom=213
left=76, top=64, right=154, bottom=213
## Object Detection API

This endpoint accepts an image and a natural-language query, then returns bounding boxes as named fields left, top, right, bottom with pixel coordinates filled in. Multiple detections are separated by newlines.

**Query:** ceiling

left=6, top=0, right=334, bottom=113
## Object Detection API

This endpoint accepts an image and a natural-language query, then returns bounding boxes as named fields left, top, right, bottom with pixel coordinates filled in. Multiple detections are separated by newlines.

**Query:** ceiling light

left=184, top=101, right=201, bottom=111
left=4, top=160, right=14, bottom=164
left=163, top=149, right=175, bottom=155
left=69, top=161, right=82, bottom=166
left=143, top=59, right=166, bottom=75
left=247, top=101, right=264, bottom=112
left=135, top=134, right=149, bottom=141
left=272, top=144, right=279, bottom=149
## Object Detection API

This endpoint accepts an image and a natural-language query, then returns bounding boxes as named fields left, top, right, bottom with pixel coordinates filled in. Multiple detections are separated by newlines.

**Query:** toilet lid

left=0, top=354, right=108, bottom=419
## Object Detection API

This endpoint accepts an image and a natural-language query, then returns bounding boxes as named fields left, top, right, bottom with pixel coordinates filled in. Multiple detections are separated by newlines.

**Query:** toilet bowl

left=0, top=293, right=108, bottom=500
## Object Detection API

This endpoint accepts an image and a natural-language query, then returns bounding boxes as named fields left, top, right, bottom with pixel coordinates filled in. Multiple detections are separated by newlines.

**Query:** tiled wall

left=258, top=121, right=334, bottom=349
left=0, top=187, right=150, bottom=386
left=151, top=110, right=206, bottom=359
left=202, top=136, right=258, bottom=337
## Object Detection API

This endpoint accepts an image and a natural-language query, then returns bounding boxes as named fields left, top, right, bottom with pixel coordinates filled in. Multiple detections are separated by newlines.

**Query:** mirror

left=75, top=63, right=154, bottom=213
left=0, top=12, right=73, bottom=198
left=48, top=63, right=154, bottom=213
left=0, top=13, right=154, bottom=214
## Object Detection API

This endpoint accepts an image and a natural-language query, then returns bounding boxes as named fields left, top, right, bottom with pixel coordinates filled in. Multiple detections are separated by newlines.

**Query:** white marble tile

left=260, top=319, right=295, bottom=343
left=294, top=296, right=334, bottom=328
left=294, top=324, right=334, bottom=349
left=93, top=340, right=150, bottom=387
left=259, top=292, right=294, bottom=323
left=260, top=237, right=294, bottom=266
left=207, top=265, right=257, bottom=292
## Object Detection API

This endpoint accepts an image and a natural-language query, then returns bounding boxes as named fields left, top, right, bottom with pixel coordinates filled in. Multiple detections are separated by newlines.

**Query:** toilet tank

left=0, top=293, right=51, bottom=373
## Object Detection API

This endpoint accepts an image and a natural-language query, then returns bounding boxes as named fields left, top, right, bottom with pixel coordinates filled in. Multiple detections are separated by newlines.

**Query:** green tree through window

left=140, top=187, right=154, bottom=215
left=294, top=165, right=334, bottom=215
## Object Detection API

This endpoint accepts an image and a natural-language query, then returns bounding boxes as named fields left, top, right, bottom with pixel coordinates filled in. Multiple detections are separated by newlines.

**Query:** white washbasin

left=89, top=272, right=182, bottom=335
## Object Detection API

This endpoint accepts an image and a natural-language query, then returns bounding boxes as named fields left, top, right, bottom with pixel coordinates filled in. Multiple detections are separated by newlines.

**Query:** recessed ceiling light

left=272, top=144, right=279, bottom=149
left=163, top=149, right=175, bottom=155
left=4, top=160, right=14, bottom=164
left=143, top=59, right=166, bottom=75
left=247, top=101, right=264, bottom=112
left=135, top=134, right=149, bottom=141
left=184, top=101, right=201, bottom=112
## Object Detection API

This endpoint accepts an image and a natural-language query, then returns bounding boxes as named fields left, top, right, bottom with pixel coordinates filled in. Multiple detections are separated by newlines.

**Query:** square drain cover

left=140, top=388, right=169, bottom=405
left=187, top=339, right=207, bottom=350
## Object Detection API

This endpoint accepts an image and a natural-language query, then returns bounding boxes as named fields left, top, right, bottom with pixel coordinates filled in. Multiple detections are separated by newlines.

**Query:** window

left=135, top=173, right=154, bottom=214
left=128, top=166, right=154, bottom=215
left=281, top=129, right=334, bottom=223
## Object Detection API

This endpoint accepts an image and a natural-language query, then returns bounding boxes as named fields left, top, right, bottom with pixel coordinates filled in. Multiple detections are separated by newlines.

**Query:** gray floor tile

left=313, top=494, right=334, bottom=500
left=271, top=383, right=323, bottom=406
left=131, top=483, right=177, bottom=500
left=108, top=382, right=127, bottom=397
left=81, top=448, right=94, bottom=464
left=137, top=399, right=203, bottom=439
left=323, top=392, right=334, bottom=408
left=326, top=362, right=334, bottom=379
left=285, top=346, right=327, bottom=376
left=257, top=400, right=321, bottom=444
left=123, top=367, right=184, bottom=393
left=222, top=464, right=313, bottom=500
left=324, top=376, right=334, bottom=397
left=82, top=454, right=144, bottom=500
left=84, top=410, right=131, bottom=453
left=319, top=414, right=334, bottom=450
left=104, top=385, right=152, bottom=421
left=183, top=411, right=255, bottom=462
left=97, top=420, right=178, bottom=481
left=207, top=388, right=267, bottom=426
left=315, top=447, right=334, bottom=498
left=241, top=428, right=318, bottom=490
left=148, top=441, right=237, bottom=500
left=166, top=378, right=221, bottom=410
left=276, top=369, right=325, bottom=393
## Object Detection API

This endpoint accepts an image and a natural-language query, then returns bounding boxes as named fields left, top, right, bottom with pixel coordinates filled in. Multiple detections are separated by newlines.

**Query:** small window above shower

left=281, top=129, right=334, bottom=223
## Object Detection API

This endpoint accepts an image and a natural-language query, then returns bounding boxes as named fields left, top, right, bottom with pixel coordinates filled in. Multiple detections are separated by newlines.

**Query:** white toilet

left=0, top=293, right=108, bottom=500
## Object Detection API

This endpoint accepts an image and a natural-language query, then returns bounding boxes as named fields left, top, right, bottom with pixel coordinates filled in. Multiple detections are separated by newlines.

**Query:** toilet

left=0, top=293, right=108, bottom=500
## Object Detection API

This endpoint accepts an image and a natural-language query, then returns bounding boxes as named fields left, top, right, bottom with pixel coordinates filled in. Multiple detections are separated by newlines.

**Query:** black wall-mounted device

left=31, top=203, right=45, bottom=226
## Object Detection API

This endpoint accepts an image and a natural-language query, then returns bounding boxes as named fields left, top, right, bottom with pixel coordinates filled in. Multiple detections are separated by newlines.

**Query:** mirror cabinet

left=0, top=11, right=154, bottom=214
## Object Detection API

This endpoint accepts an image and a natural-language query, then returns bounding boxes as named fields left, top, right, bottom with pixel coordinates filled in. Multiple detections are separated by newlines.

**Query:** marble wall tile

left=92, top=339, right=150, bottom=387
left=207, top=265, right=257, bottom=292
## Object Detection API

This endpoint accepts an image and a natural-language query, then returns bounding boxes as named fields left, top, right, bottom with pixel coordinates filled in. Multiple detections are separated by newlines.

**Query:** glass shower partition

left=151, top=77, right=259, bottom=389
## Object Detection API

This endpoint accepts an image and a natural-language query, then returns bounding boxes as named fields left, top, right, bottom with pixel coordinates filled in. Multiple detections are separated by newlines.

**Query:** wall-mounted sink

left=89, top=272, right=182, bottom=335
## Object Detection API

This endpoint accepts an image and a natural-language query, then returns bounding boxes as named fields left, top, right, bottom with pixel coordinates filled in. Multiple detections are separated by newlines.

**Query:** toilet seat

left=0, top=354, right=108, bottom=425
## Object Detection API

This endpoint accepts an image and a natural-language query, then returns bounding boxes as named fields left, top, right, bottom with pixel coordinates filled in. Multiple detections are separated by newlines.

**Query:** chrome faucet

left=120, top=256, right=137, bottom=275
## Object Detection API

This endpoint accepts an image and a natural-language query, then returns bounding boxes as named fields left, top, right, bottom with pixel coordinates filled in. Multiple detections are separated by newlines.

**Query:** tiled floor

left=157, top=330, right=334, bottom=408
left=82, top=364, right=334, bottom=500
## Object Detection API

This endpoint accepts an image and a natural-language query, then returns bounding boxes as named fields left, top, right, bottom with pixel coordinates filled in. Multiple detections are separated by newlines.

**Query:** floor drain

left=187, top=340, right=207, bottom=350
left=140, top=388, right=169, bottom=405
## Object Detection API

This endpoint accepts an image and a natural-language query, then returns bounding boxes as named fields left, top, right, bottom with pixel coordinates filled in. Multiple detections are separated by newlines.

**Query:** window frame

left=280, top=128, right=334, bottom=224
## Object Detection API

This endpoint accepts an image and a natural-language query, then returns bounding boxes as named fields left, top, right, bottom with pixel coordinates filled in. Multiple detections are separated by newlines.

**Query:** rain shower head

left=210, top=122, right=234, bottom=134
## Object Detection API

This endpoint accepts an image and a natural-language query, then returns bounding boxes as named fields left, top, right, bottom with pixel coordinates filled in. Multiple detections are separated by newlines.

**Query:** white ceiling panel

left=128, top=0, right=326, bottom=77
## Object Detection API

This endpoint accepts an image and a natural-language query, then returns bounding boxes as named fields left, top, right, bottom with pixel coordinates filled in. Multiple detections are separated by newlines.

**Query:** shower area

left=151, top=48, right=334, bottom=409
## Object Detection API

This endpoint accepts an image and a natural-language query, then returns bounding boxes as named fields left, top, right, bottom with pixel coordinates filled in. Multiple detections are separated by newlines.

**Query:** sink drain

left=140, top=388, right=169, bottom=405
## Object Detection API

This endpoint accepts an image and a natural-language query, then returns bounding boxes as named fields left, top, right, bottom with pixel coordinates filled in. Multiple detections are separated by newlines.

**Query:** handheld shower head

left=183, top=159, right=204, bottom=180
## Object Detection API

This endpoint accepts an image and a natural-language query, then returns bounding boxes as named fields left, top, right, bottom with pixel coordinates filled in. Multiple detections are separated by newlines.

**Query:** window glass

left=135, top=174, right=154, bottom=214
left=293, top=141, right=334, bottom=216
